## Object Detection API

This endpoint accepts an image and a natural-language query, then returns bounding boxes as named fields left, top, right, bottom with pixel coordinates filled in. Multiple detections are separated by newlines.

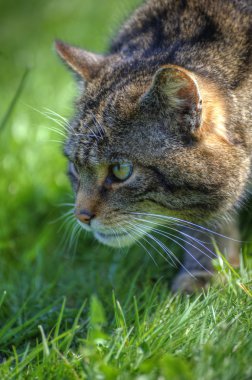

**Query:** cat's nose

left=75, top=209, right=95, bottom=225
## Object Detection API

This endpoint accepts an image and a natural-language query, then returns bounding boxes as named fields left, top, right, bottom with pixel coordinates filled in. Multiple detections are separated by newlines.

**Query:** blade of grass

left=0, top=291, right=7, bottom=310
left=112, top=291, right=127, bottom=336
left=0, top=302, right=58, bottom=344
left=133, top=296, right=140, bottom=338
left=0, top=67, right=30, bottom=130
left=54, top=297, right=66, bottom=341
left=10, top=330, right=75, bottom=379
left=38, top=325, right=50, bottom=358
left=63, top=299, right=87, bottom=354
left=115, top=326, right=134, bottom=360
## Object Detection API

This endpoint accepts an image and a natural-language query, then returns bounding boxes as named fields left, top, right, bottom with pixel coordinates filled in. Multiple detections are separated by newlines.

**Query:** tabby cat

left=55, top=0, right=252, bottom=292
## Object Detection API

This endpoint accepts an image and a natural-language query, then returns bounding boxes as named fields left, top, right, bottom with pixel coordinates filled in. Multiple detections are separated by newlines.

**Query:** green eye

left=112, top=162, right=133, bottom=181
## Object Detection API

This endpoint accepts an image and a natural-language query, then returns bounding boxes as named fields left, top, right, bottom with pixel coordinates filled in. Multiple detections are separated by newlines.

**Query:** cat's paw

left=171, top=271, right=213, bottom=294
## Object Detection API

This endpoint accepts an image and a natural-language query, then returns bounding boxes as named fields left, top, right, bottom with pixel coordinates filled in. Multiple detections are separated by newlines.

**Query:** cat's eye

left=111, top=162, right=133, bottom=181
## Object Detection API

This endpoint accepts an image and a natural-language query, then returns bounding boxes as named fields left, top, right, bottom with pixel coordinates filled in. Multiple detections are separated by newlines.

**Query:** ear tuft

left=54, top=39, right=104, bottom=81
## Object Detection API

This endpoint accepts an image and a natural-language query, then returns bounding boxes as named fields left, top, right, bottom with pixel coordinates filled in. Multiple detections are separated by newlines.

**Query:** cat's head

left=55, top=41, right=249, bottom=247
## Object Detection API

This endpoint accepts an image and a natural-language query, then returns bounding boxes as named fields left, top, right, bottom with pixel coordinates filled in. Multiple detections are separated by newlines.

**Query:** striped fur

left=55, top=0, right=252, bottom=291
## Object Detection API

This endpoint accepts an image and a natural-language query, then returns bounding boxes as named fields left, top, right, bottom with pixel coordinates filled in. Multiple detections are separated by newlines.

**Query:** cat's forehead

left=65, top=68, right=181, bottom=164
left=83, top=78, right=149, bottom=119
left=65, top=109, right=177, bottom=167
left=65, top=122, right=138, bottom=165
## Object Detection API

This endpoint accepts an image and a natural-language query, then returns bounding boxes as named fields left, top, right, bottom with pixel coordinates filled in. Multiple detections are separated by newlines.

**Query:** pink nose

left=75, top=209, right=94, bottom=225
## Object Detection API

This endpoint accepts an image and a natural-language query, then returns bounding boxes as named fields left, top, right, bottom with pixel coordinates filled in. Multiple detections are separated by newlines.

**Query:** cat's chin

left=94, top=231, right=135, bottom=248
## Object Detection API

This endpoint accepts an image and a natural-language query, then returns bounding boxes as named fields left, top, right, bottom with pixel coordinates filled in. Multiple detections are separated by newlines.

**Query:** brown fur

left=55, top=0, right=252, bottom=292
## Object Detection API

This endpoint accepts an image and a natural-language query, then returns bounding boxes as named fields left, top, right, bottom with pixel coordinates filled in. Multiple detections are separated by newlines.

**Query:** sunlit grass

left=0, top=272, right=252, bottom=379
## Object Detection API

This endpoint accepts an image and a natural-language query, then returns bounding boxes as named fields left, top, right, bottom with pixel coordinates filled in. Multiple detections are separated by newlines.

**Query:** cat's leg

left=171, top=218, right=240, bottom=293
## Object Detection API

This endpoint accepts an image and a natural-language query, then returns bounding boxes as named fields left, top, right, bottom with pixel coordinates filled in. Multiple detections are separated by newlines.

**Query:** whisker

left=45, top=126, right=66, bottom=138
left=43, top=108, right=69, bottom=123
left=48, top=139, right=64, bottom=144
left=43, top=108, right=74, bottom=133
left=134, top=216, right=209, bottom=244
left=112, top=226, right=122, bottom=249
left=134, top=217, right=217, bottom=259
left=26, top=105, right=77, bottom=137
left=130, top=212, right=241, bottom=242
left=64, top=222, right=83, bottom=259
left=69, top=223, right=81, bottom=248
left=123, top=223, right=159, bottom=266
left=58, top=217, right=76, bottom=252
left=89, top=110, right=104, bottom=139
left=57, top=213, right=75, bottom=233
left=127, top=222, right=191, bottom=273
left=34, top=106, right=84, bottom=138
left=137, top=222, right=213, bottom=275
left=56, top=203, right=75, bottom=207
left=49, top=209, right=74, bottom=224
left=80, top=120, right=99, bottom=141
left=44, top=115, right=68, bottom=131
left=126, top=221, right=177, bottom=267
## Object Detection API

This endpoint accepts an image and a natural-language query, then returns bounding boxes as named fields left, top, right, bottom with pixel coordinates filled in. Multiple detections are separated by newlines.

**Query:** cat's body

left=55, top=0, right=252, bottom=292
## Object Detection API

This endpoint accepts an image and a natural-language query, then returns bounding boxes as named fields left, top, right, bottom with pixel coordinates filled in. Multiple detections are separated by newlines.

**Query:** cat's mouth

left=77, top=219, right=149, bottom=248
left=77, top=219, right=134, bottom=247
left=94, top=230, right=134, bottom=247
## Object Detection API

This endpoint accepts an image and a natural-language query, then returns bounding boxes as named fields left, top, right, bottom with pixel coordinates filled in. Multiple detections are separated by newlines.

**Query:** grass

left=0, top=0, right=252, bottom=379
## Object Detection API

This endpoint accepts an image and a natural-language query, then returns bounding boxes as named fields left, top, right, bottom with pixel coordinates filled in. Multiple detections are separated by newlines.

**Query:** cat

left=55, top=0, right=252, bottom=292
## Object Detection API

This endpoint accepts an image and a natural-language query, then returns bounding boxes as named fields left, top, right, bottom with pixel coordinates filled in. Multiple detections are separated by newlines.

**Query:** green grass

left=0, top=0, right=252, bottom=379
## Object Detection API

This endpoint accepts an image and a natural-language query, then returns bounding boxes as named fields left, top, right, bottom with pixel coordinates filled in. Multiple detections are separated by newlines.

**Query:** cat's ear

left=141, top=65, right=202, bottom=132
left=55, top=40, right=104, bottom=81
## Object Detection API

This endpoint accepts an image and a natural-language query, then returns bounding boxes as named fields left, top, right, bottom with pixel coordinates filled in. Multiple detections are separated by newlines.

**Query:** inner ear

left=141, top=65, right=202, bottom=132
left=55, top=40, right=104, bottom=81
